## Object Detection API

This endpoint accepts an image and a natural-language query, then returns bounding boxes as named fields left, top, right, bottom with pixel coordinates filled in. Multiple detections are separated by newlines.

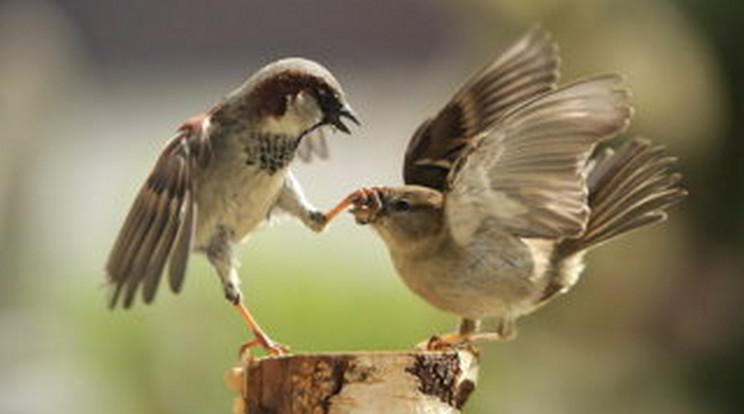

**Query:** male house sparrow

left=106, top=58, right=358, bottom=354
left=328, top=29, right=686, bottom=345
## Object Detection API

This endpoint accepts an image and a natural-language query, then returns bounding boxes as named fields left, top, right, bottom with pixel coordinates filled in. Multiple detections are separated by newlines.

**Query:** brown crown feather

left=250, top=71, right=336, bottom=118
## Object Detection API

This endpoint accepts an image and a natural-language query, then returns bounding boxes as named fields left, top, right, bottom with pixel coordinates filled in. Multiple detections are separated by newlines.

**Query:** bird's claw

left=415, top=333, right=479, bottom=354
left=238, top=335, right=290, bottom=358
left=416, top=334, right=462, bottom=351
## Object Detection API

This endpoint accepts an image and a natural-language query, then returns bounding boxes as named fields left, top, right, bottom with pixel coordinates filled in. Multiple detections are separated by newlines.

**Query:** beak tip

left=340, top=105, right=361, bottom=126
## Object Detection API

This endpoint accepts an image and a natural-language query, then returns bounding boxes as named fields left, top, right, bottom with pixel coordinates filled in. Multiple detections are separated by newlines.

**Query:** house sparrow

left=106, top=58, right=359, bottom=354
left=328, top=29, right=686, bottom=346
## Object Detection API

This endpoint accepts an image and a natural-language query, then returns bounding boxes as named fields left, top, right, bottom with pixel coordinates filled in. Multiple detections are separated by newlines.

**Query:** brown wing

left=403, top=27, right=560, bottom=190
left=106, top=121, right=211, bottom=308
left=444, top=76, right=632, bottom=245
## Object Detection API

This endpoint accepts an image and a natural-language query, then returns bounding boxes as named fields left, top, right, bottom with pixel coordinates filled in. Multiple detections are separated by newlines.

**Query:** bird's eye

left=393, top=199, right=411, bottom=212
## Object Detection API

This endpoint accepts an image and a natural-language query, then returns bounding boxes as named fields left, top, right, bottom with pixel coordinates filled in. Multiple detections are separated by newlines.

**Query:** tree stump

left=226, top=349, right=479, bottom=413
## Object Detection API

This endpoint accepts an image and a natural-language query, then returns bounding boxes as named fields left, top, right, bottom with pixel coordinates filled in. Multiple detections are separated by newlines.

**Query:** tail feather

left=561, top=138, right=687, bottom=256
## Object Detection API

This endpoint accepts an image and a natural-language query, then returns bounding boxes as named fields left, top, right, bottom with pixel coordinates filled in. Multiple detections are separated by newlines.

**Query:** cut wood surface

left=226, top=349, right=480, bottom=413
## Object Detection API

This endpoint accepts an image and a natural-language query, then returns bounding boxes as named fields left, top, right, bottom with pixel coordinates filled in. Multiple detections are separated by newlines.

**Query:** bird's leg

left=417, top=318, right=480, bottom=350
left=207, top=229, right=289, bottom=356
left=234, top=301, right=289, bottom=356
left=274, top=175, right=387, bottom=231
left=276, top=172, right=328, bottom=232
left=459, top=317, right=517, bottom=343
left=494, top=317, right=517, bottom=341
left=419, top=317, right=516, bottom=350
left=459, top=318, right=480, bottom=335
left=228, top=273, right=289, bottom=356
left=323, top=193, right=357, bottom=223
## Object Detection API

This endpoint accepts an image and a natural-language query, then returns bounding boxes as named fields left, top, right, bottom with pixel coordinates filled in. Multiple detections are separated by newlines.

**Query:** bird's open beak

left=329, top=105, right=360, bottom=134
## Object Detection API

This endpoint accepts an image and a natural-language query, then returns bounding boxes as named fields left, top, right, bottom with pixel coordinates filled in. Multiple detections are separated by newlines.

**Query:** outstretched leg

left=463, top=317, right=517, bottom=343
left=274, top=172, right=329, bottom=232
left=420, top=317, right=516, bottom=350
left=274, top=172, right=381, bottom=232
left=206, top=227, right=288, bottom=355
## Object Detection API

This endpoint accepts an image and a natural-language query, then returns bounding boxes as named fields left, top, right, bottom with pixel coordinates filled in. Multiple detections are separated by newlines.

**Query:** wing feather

left=403, top=27, right=560, bottom=190
left=445, top=75, right=632, bottom=244
left=106, top=123, right=210, bottom=308
left=168, top=188, right=195, bottom=294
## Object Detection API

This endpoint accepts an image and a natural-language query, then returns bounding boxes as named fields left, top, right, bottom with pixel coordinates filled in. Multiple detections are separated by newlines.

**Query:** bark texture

left=226, top=350, right=479, bottom=413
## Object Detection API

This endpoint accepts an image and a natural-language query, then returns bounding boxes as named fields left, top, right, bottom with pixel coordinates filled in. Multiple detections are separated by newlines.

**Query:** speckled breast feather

left=242, top=133, right=301, bottom=174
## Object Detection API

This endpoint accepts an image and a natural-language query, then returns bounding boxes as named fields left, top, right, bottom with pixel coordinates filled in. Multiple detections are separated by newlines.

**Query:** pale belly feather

left=389, top=233, right=545, bottom=320
left=193, top=147, right=287, bottom=249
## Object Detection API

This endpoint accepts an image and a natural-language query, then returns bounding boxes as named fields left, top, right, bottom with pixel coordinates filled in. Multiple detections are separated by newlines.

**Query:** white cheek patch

left=260, top=115, right=306, bottom=137
left=292, top=91, right=323, bottom=124
left=258, top=91, right=323, bottom=138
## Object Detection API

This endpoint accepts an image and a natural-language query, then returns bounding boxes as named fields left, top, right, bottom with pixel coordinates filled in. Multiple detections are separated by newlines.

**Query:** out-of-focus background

left=1, top=0, right=742, bottom=412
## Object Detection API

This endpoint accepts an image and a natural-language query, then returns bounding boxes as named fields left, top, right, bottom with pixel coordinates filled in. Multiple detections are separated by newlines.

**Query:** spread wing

left=444, top=75, right=632, bottom=245
left=106, top=121, right=211, bottom=308
left=403, top=27, right=560, bottom=191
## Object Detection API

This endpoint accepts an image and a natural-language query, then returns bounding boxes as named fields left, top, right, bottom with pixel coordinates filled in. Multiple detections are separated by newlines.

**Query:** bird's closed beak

left=329, top=104, right=360, bottom=134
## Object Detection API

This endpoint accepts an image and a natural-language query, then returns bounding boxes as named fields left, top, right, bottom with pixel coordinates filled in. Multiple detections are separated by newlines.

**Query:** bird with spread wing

left=106, top=58, right=359, bottom=354
left=323, top=28, right=686, bottom=346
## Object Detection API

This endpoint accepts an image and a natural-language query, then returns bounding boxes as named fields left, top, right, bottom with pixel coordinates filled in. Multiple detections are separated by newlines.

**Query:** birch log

left=226, top=350, right=479, bottom=413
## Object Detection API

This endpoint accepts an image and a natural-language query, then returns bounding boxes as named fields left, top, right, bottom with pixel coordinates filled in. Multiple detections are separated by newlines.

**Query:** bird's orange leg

left=235, top=303, right=289, bottom=356
left=417, top=318, right=515, bottom=350
left=323, top=194, right=356, bottom=224
left=417, top=332, right=514, bottom=351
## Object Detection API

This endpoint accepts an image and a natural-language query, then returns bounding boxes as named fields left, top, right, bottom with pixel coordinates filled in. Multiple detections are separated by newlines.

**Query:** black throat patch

left=243, top=132, right=301, bottom=174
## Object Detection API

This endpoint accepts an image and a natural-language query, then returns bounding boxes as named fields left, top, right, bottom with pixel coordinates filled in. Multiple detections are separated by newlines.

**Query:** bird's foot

left=416, top=333, right=471, bottom=351
left=233, top=302, right=290, bottom=357
left=238, top=332, right=290, bottom=358
left=416, top=331, right=514, bottom=351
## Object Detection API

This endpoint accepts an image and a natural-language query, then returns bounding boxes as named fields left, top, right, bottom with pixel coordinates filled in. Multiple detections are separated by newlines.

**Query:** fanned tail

left=560, top=138, right=687, bottom=256
left=536, top=138, right=687, bottom=305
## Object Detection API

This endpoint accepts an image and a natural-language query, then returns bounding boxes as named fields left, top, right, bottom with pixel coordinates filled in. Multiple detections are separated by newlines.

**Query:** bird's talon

left=264, top=340, right=290, bottom=356
left=416, top=333, right=475, bottom=351
left=256, top=335, right=290, bottom=356
left=238, top=336, right=289, bottom=357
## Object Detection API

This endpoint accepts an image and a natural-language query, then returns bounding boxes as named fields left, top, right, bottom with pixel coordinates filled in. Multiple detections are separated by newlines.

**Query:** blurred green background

left=1, top=0, right=742, bottom=412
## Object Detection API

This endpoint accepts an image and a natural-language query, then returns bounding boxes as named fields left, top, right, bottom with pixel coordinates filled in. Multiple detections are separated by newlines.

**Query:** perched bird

left=328, top=29, right=686, bottom=346
left=106, top=58, right=359, bottom=354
